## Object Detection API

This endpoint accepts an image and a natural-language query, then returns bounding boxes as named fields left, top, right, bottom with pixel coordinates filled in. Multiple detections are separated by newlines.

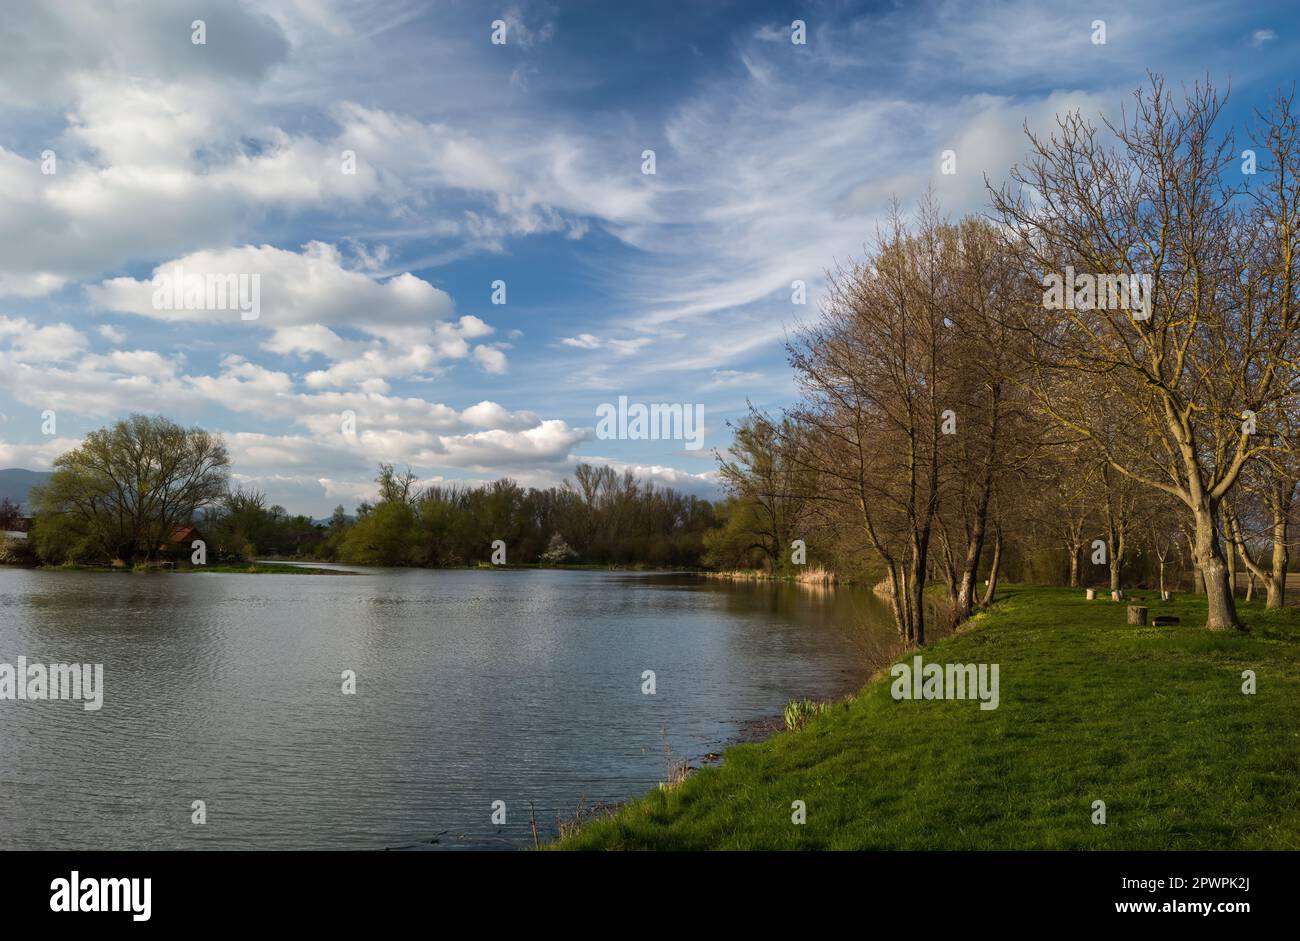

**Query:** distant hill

left=0, top=469, right=53, bottom=511
left=311, top=514, right=356, bottom=527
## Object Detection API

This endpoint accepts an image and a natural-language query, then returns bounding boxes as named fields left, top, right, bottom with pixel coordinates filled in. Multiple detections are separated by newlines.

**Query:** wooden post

left=1127, top=605, right=1148, bottom=625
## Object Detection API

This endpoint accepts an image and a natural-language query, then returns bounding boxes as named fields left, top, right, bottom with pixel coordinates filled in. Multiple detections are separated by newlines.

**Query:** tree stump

left=1127, top=605, right=1148, bottom=625
left=1111, top=589, right=1124, bottom=601
left=1085, top=588, right=1096, bottom=600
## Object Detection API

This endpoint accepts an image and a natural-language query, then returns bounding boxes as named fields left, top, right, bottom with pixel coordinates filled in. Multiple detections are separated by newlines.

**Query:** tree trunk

left=956, top=450, right=995, bottom=618
left=1068, top=548, right=1080, bottom=588
left=909, top=546, right=927, bottom=647
left=981, top=527, right=1003, bottom=606
left=1267, top=548, right=1287, bottom=608
left=955, top=520, right=987, bottom=621
left=1226, top=495, right=1288, bottom=609
left=886, top=561, right=909, bottom=642
left=1225, top=538, right=1236, bottom=596
left=1267, top=486, right=1291, bottom=608
left=1193, top=505, right=1243, bottom=631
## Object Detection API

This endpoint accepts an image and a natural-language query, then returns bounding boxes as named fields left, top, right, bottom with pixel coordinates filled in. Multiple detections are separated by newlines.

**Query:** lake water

left=0, top=567, right=899, bottom=849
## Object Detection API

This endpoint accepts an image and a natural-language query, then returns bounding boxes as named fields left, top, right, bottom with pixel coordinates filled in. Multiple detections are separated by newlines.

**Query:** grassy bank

left=555, top=585, right=1300, bottom=850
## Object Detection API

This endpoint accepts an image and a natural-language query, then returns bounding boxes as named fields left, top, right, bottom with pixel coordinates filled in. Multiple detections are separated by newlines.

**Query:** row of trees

left=202, top=488, right=323, bottom=561
left=320, top=462, right=716, bottom=567
left=22, top=414, right=717, bottom=569
left=709, top=77, right=1300, bottom=641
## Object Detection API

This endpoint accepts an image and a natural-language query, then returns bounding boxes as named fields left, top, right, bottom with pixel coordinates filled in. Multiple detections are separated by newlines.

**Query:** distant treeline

left=14, top=414, right=720, bottom=569
left=298, top=462, right=718, bottom=567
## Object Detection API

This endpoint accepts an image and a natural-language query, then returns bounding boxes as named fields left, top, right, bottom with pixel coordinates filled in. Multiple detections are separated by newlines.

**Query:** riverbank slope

left=554, top=586, right=1300, bottom=850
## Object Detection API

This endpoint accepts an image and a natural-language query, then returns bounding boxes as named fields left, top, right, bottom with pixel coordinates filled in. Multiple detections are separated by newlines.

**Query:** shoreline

left=550, top=586, right=1300, bottom=850
left=15, top=561, right=351, bottom=575
left=2, top=560, right=709, bottom=575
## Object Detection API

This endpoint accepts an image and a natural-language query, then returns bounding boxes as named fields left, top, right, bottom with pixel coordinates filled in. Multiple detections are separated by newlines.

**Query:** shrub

left=783, top=698, right=829, bottom=732
left=0, top=536, right=39, bottom=566
left=540, top=533, right=579, bottom=565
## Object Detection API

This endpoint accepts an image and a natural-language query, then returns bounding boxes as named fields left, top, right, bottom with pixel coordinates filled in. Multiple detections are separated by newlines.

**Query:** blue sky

left=0, top=0, right=1296, bottom=515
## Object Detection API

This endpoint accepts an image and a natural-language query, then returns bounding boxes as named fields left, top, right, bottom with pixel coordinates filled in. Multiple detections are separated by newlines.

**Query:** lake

left=0, top=567, right=899, bottom=849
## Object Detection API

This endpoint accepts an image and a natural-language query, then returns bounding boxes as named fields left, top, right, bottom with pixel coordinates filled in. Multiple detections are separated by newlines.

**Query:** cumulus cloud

left=0, top=1, right=289, bottom=106
left=0, top=317, right=89, bottom=362
left=459, top=401, right=540, bottom=431
left=90, top=242, right=455, bottom=329
left=412, top=420, right=588, bottom=470
left=86, top=244, right=513, bottom=386
left=471, top=345, right=508, bottom=374
left=0, top=436, right=83, bottom=469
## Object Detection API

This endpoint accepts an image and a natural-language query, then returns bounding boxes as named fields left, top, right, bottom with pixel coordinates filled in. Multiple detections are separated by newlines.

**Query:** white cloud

left=471, top=345, right=508, bottom=374
left=90, top=242, right=455, bottom=329
left=0, top=436, right=83, bottom=469
left=705, top=369, right=763, bottom=390
left=459, top=401, right=540, bottom=431
left=559, top=333, right=652, bottom=356
left=0, top=317, right=89, bottom=362
left=412, top=420, right=588, bottom=470
left=607, top=337, right=652, bottom=356
left=87, top=244, right=513, bottom=389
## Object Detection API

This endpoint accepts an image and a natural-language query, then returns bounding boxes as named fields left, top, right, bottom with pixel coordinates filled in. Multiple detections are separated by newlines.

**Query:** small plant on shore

left=552, top=794, right=621, bottom=843
left=659, top=730, right=691, bottom=790
left=783, top=698, right=829, bottom=731
left=794, top=565, right=836, bottom=584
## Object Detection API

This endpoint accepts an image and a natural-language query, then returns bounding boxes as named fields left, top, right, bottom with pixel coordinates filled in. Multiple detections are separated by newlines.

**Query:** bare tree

left=715, top=412, right=810, bottom=574
left=940, top=218, right=1033, bottom=618
left=788, top=201, right=954, bottom=645
left=991, top=76, right=1300, bottom=630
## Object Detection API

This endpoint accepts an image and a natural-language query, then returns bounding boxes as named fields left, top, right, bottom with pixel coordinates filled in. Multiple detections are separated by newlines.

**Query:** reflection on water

left=0, top=568, right=901, bottom=849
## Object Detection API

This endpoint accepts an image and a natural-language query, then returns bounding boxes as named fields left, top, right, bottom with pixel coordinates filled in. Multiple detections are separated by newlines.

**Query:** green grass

left=554, top=586, right=1300, bottom=850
